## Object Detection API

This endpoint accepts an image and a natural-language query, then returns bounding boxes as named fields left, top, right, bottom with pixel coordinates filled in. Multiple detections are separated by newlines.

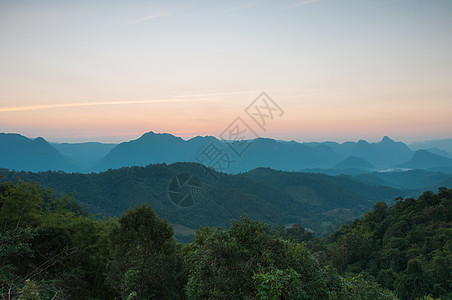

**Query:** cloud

left=280, top=0, right=320, bottom=10
left=0, top=98, right=213, bottom=113
left=126, top=2, right=195, bottom=26
left=0, top=90, right=261, bottom=113
left=129, top=13, right=169, bottom=25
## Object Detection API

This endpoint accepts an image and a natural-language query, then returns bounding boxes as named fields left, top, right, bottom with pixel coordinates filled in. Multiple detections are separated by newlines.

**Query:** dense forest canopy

left=308, top=188, right=452, bottom=299
left=1, top=178, right=450, bottom=299
left=0, top=163, right=414, bottom=240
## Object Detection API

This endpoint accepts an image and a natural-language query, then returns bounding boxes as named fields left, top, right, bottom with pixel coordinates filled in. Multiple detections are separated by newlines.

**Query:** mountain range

left=1, top=131, right=452, bottom=240
left=1, top=131, right=451, bottom=174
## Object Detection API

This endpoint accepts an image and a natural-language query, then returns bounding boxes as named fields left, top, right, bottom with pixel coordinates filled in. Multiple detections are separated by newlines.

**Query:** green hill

left=1, top=163, right=409, bottom=239
left=308, top=188, right=452, bottom=299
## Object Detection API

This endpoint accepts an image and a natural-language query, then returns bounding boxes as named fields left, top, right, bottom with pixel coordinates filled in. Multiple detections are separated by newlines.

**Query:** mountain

left=95, top=132, right=341, bottom=172
left=0, top=163, right=407, bottom=237
left=303, top=136, right=413, bottom=169
left=2, top=131, right=451, bottom=174
left=51, top=142, right=117, bottom=170
left=396, top=149, right=452, bottom=171
left=95, top=132, right=213, bottom=170
left=343, top=136, right=412, bottom=168
left=97, top=132, right=412, bottom=173
left=332, top=156, right=376, bottom=171
left=416, top=147, right=452, bottom=158
left=241, top=168, right=404, bottom=235
left=0, top=133, right=74, bottom=172
left=409, top=138, right=452, bottom=155
left=226, top=138, right=340, bottom=172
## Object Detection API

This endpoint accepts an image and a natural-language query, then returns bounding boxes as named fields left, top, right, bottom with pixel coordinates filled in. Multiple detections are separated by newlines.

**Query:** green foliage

left=105, top=203, right=185, bottom=299
left=1, top=163, right=407, bottom=238
left=281, top=224, right=314, bottom=243
left=183, top=216, right=388, bottom=299
left=0, top=179, right=113, bottom=299
left=253, top=267, right=303, bottom=299
left=339, top=274, right=398, bottom=300
left=17, top=279, right=40, bottom=300
left=2, top=176, right=448, bottom=299
left=309, top=188, right=452, bottom=299
left=0, top=180, right=43, bottom=229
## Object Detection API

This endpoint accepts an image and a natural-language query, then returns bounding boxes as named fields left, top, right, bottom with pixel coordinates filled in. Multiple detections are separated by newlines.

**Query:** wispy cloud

left=129, top=13, right=169, bottom=25
left=280, top=0, right=320, bottom=11
left=0, top=90, right=261, bottom=113
left=127, top=2, right=195, bottom=26
left=0, top=98, right=214, bottom=113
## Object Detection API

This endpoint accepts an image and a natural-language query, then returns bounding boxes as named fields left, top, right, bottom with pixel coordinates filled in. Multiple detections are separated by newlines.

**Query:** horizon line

left=2, top=131, right=449, bottom=145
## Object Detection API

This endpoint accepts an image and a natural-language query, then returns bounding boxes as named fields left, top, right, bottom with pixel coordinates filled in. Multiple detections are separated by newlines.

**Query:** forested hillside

left=3, top=179, right=450, bottom=299
left=0, top=179, right=398, bottom=299
left=0, top=163, right=406, bottom=238
left=308, top=188, right=452, bottom=299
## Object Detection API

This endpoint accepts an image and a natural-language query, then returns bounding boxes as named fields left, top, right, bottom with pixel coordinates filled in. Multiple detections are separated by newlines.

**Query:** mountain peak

left=380, top=136, right=394, bottom=143
left=34, top=137, right=48, bottom=144
left=396, top=149, right=452, bottom=169
left=413, top=149, right=439, bottom=158
left=140, top=131, right=182, bottom=141
left=333, top=156, right=375, bottom=170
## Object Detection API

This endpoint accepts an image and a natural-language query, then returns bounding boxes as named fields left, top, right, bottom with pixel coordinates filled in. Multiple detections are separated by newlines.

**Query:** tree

left=309, top=188, right=452, bottom=298
left=184, top=216, right=340, bottom=299
left=0, top=179, right=114, bottom=299
left=0, top=181, right=43, bottom=230
left=105, top=204, right=184, bottom=299
left=395, top=259, right=429, bottom=300
left=283, top=224, right=313, bottom=243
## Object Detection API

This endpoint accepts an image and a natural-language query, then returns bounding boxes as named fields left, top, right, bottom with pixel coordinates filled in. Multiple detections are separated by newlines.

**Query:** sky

left=0, top=0, right=451, bottom=143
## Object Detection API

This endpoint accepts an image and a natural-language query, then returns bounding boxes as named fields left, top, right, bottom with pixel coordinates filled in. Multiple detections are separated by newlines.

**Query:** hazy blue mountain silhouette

left=396, top=150, right=452, bottom=171
left=95, top=132, right=216, bottom=170
left=0, top=133, right=74, bottom=172
left=3, top=131, right=451, bottom=174
left=95, top=133, right=344, bottom=172
left=226, top=138, right=341, bottom=173
left=416, top=148, right=452, bottom=158
left=51, top=142, right=117, bottom=170
left=409, top=139, right=452, bottom=155
left=310, top=136, right=412, bottom=168
left=59, top=132, right=437, bottom=172
left=332, top=156, right=376, bottom=171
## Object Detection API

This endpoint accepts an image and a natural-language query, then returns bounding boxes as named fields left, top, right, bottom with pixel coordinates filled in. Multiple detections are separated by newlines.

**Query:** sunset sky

left=0, top=0, right=451, bottom=143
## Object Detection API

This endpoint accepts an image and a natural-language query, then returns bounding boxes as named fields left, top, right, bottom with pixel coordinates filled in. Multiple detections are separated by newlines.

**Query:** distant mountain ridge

left=333, top=156, right=376, bottom=171
left=95, top=131, right=211, bottom=170
left=0, top=133, right=74, bottom=172
left=1, top=131, right=452, bottom=174
left=95, top=132, right=414, bottom=173
left=410, top=139, right=452, bottom=155
left=396, top=149, right=452, bottom=171
left=51, top=142, right=117, bottom=170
